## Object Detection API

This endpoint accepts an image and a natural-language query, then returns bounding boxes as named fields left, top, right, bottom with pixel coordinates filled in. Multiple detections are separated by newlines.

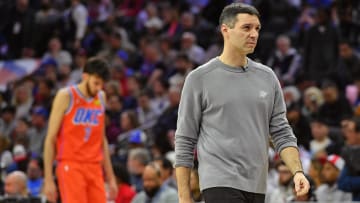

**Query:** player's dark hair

left=83, top=57, right=110, bottom=81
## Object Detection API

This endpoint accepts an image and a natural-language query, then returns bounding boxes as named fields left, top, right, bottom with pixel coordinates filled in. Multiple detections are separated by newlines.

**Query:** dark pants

left=203, top=187, right=265, bottom=203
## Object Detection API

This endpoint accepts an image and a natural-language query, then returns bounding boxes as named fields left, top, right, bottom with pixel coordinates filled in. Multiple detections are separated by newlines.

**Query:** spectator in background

left=40, top=58, right=59, bottom=84
left=301, top=86, right=324, bottom=121
left=4, top=171, right=28, bottom=198
left=143, top=3, right=163, bottom=36
left=127, top=148, right=151, bottom=193
left=9, top=144, right=29, bottom=173
left=291, top=2, right=316, bottom=44
left=308, top=157, right=324, bottom=189
left=303, top=8, right=339, bottom=82
left=11, top=118, right=31, bottom=150
left=42, top=37, right=72, bottom=68
left=124, top=76, right=143, bottom=110
left=131, top=163, right=178, bottom=203
left=152, top=86, right=180, bottom=140
left=11, top=84, right=33, bottom=119
left=180, top=32, right=205, bottom=66
left=28, top=106, right=48, bottom=156
left=159, top=35, right=178, bottom=71
left=154, top=157, right=176, bottom=189
left=283, top=86, right=301, bottom=109
left=267, top=162, right=294, bottom=203
left=1, top=0, right=36, bottom=59
left=98, top=30, right=125, bottom=65
left=61, top=0, right=88, bottom=51
left=169, top=53, right=194, bottom=90
left=106, top=95, right=123, bottom=144
left=136, top=90, right=159, bottom=130
left=287, top=105, right=312, bottom=151
left=105, top=80, right=122, bottom=99
left=0, top=136, right=13, bottom=172
left=204, top=31, right=223, bottom=62
left=34, top=79, right=55, bottom=112
left=315, top=154, right=352, bottom=202
left=267, top=35, right=301, bottom=85
left=139, top=43, right=164, bottom=78
left=135, top=3, right=159, bottom=33
left=337, top=40, right=360, bottom=87
left=150, top=79, right=170, bottom=115
left=26, top=157, right=44, bottom=197
left=0, top=106, right=17, bottom=138
left=113, top=163, right=136, bottom=203
left=33, top=0, right=60, bottom=56
left=338, top=117, right=360, bottom=201
left=179, top=12, right=196, bottom=35
left=160, top=4, right=181, bottom=39
left=119, top=110, right=141, bottom=143
left=318, top=79, right=353, bottom=127
left=128, top=130, right=147, bottom=150
left=309, top=117, right=332, bottom=155
left=337, top=1, right=360, bottom=47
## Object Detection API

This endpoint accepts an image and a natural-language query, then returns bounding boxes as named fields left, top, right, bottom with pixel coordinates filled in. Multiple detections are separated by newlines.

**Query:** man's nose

left=250, top=29, right=258, bottom=39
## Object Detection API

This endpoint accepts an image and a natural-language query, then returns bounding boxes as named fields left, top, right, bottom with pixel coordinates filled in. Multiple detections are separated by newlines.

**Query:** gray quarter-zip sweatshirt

left=175, top=57, right=298, bottom=194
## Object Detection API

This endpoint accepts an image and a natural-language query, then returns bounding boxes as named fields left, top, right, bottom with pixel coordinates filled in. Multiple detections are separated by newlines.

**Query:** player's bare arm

left=43, top=88, right=70, bottom=203
left=100, top=91, right=118, bottom=200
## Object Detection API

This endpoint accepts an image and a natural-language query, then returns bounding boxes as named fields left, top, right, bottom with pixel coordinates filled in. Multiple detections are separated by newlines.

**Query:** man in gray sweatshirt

left=175, top=3, right=310, bottom=203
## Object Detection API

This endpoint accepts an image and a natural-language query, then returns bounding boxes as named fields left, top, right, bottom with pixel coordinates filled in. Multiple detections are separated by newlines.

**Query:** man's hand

left=108, top=178, right=118, bottom=200
left=43, top=179, right=58, bottom=203
left=293, top=172, right=310, bottom=196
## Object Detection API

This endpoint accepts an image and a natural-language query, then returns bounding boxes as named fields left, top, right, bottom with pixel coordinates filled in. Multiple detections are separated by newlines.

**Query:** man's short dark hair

left=113, top=162, right=131, bottom=185
left=154, top=157, right=173, bottom=175
left=219, top=3, right=260, bottom=28
left=83, top=57, right=110, bottom=81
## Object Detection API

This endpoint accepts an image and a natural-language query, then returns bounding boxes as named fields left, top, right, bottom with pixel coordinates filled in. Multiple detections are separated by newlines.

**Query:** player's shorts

left=56, top=161, right=106, bottom=203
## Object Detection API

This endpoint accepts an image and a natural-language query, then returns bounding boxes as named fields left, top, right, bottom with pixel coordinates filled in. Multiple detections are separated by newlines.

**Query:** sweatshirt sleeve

left=338, top=165, right=360, bottom=192
left=174, top=71, right=203, bottom=168
left=269, top=73, right=298, bottom=153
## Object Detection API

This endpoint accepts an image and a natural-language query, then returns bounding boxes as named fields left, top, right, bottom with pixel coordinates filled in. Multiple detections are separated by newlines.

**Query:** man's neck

left=219, top=52, right=247, bottom=68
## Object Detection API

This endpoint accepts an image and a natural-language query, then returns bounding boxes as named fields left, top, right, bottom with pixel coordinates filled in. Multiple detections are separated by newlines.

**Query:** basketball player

left=43, top=58, right=117, bottom=203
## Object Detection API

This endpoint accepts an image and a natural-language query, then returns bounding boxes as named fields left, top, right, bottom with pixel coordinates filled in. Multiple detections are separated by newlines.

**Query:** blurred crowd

left=0, top=0, right=360, bottom=202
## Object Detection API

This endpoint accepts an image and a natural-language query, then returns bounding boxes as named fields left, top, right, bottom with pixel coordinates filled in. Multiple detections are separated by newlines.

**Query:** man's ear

left=221, top=24, right=228, bottom=35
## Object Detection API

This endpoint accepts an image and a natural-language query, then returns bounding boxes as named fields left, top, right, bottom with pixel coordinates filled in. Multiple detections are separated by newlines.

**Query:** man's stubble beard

left=86, top=81, right=97, bottom=97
